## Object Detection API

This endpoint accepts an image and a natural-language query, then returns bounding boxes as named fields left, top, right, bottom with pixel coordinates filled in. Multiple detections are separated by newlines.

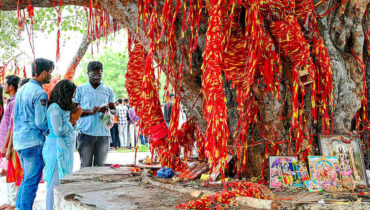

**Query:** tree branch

left=0, top=0, right=135, bottom=11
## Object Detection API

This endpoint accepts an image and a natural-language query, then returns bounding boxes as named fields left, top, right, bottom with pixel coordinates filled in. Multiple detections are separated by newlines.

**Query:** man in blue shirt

left=13, top=58, right=54, bottom=210
left=73, top=61, right=116, bottom=168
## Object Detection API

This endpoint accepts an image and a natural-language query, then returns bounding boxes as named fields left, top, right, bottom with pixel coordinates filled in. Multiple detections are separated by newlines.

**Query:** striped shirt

left=117, top=104, right=128, bottom=126
left=73, top=82, right=115, bottom=137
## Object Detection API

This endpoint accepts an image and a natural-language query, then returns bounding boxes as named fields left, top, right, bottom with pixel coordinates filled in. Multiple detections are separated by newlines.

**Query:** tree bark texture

left=64, top=34, right=92, bottom=80
left=1, top=0, right=370, bottom=174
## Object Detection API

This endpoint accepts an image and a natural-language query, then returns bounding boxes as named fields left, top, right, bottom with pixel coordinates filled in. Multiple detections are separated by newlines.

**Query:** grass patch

left=115, top=145, right=149, bottom=153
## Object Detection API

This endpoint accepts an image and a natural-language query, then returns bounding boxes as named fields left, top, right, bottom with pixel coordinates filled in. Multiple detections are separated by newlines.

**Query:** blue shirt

left=13, top=80, right=48, bottom=151
left=42, top=103, right=75, bottom=187
left=73, top=82, right=115, bottom=136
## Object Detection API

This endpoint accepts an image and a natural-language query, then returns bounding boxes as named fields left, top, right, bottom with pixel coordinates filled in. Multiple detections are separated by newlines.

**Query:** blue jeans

left=139, top=134, right=147, bottom=145
left=46, top=167, right=59, bottom=210
left=16, top=145, right=45, bottom=210
left=110, top=124, right=120, bottom=148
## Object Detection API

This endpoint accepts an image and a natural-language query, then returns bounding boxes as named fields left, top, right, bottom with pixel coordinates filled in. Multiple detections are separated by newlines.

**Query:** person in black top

left=164, top=93, right=175, bottom=126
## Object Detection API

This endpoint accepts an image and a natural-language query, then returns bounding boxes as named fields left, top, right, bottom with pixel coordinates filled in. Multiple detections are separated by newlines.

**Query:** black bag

left=126, top=106, right=131, bottom=122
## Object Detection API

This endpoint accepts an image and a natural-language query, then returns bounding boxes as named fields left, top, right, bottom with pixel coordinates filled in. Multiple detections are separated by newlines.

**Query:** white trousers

left=129, top=125, right=139, bottom=147
left=7, top=182, right=19, bottom=206
left=118, top=124, right=129, bottom=147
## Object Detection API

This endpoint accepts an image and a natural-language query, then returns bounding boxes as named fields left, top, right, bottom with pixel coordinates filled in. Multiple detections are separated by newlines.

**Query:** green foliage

left=0, top=6, right=87, bottom=62
left=74, top=46, right=172, bottom=103
left=115, top=145, right=149, bottom=153
left=0, top=11, right=21, bottom=62
left=33, top=6, right=86, bottom=34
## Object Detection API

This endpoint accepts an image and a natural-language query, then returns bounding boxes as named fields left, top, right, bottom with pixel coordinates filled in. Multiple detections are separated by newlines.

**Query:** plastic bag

left=100, top=110, right=114, bottom=130
left=157, top=167, right=174, bottom=178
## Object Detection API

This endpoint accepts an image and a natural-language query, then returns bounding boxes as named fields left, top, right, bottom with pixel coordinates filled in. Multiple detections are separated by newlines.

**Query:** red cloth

left=6, top=151, right=23, bottom=186
left=150, top=122, right=168, bottom=147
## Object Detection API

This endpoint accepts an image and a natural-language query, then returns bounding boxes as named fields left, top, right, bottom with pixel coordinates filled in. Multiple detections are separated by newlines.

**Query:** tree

left=1, top=0, right=369, bottom=176
left=0, top=5, right=87, bottom=65
left=0, top=11, right=22, bottom=62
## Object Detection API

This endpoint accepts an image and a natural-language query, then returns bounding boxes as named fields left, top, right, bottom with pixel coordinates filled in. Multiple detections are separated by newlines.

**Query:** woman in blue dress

left=42, top=79, right=82, bottom=210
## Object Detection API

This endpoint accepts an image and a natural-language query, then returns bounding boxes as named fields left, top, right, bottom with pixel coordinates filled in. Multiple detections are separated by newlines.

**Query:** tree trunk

left=1, top=0, right=369, bottom=175
left=64, top=34, right=92, bottom=80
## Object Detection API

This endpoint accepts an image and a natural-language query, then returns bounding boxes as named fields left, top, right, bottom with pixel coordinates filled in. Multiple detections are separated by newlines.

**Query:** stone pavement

left=55, top=167, right=194, bottom=210
left=0, top=151, right=149, bottom=210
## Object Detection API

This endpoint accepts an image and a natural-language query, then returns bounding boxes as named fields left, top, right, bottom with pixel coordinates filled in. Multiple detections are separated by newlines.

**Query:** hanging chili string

left=23, top=67, right=27, bottom=79
left=53, top=0, right=63, bottom=62
left=0, top=66, right=4, bottom=84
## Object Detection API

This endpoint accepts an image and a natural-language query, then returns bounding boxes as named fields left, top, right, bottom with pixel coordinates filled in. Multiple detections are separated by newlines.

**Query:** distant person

left=0, top=85, right=3, bottom=121
left=43, top=79, right=82, bottom=210
left=128, top=106, right=139, bottom=148
left=123, top=98, right=131, bottom=146
left=124, top=98, right=130, bottom=109
left=13, top=58, right=54, bottom=209
left=110, top=102, right=120, bottom=149
left=0, top=84, right=6, bottom=177
left=117, top=99, right=129, bottom=148
left=164, top=93, right=175, bottom=126
left=73, top=61, right=116, bottom=168
left=0, top=75, right=20, bottom=210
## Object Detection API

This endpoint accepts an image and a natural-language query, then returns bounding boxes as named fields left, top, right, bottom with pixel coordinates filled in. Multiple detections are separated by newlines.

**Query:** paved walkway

left=0, top=151, right=149, bottom=209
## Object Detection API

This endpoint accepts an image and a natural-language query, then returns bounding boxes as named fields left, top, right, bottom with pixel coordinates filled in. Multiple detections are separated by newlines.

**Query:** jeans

left=16, top=145, right=45, bottom=210
left=46, top=166, right=59, bottom=210
left=139, top=134, right=147, bottom=145
left=118, top=124, right=129, bottom=147
left=110, top=124, right=120, bottom=148
left=77, top=133, right=109, bottom=168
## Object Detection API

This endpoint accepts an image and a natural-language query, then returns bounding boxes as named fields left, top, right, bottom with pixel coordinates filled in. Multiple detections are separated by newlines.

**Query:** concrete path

left=0, top=150, right=149, bottom=210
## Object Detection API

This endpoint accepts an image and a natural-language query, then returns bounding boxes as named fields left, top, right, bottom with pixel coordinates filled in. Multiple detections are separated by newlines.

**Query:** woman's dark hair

left=48, top=79, right=77, bottom=111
